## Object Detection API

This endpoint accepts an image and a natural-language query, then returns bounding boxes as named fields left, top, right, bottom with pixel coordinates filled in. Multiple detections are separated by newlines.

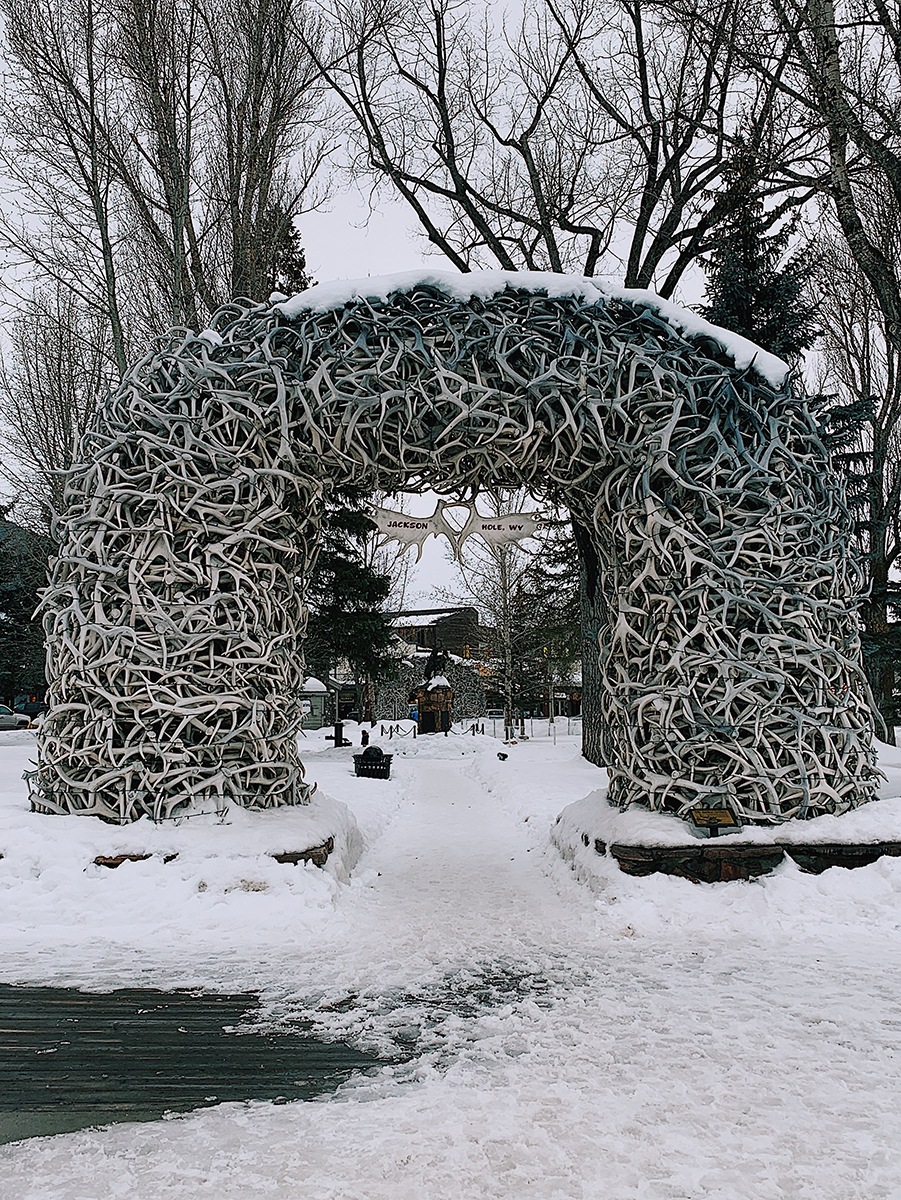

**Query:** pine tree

left=520, top=516, right=582, bottom=698
left=702, top=146, right=817, bottom=361
left=814, top=386, right=901, bottom=737
left=0, top=514, right=49, bottom=705
left=261, top=205, right=314, bottom=298
left=303, top=485, right=397, bottom=717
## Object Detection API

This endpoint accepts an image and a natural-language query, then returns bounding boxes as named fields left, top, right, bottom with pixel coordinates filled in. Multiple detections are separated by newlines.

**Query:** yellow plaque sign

left=690, top=808, right=739, bottom=828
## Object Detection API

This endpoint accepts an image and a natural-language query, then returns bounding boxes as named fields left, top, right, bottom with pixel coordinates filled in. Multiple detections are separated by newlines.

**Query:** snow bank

left=274, top=268, right=790, bottom=387
left=545, top=743, right=901, bottom=948
left=555, top=780, right=901, bottom=852
left=0, top=735, right=364, bottom=984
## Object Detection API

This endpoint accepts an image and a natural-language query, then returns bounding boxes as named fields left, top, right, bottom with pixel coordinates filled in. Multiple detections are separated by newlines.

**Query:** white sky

left=301, top=181, right=436, bottom=283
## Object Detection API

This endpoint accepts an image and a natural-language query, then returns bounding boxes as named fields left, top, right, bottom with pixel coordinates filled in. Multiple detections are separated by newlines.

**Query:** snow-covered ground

left=2, top=727, right=901, bottom=1198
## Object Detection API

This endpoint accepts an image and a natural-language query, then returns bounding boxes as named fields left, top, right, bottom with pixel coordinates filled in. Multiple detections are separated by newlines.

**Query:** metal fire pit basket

left=353, top=747, right=393, bottom=780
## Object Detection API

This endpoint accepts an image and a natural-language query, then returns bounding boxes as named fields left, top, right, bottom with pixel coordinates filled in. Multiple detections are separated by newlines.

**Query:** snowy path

left=2, top=735, right=901, bottom=1197
left=328, top=759, right=579, bottom=964
left=361, top=760, right=555, bottom=935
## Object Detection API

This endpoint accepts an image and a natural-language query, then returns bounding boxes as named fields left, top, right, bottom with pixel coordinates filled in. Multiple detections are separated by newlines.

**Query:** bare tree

left=661, top=0, right=901, bottom=353
left=812, top=215, right=901, bottom=730
left=0, top=0, right=133, bottom=371
left=200, top=0, right=329, bottom=301
left=781, top=0, right=901, bottom=351
left=0, top=0, right=329, bottom=527
left=0, top=0, right=329, bottom=342
left=0, top=286, right=114, bottom=533
left=308, top=0, right=803, bottom=293
left=366, top=495, right=415, bottom=613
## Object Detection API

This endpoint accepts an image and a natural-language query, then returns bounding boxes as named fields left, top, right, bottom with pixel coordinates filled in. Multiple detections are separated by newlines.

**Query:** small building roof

left=302, top=676, right=328, bottom=692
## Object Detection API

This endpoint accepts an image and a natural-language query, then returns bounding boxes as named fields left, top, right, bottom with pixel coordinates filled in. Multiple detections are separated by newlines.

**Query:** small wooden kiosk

left=300, top=676, right=330, bottom=729
left=414, top=675, right=453, bottom=734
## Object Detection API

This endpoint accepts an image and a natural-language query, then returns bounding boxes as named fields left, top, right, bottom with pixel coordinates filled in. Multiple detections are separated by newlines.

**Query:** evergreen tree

left=519, top=514, right=582, bottom=708
left=702, top=146, right=817, bottom=361
left=0, top=514, right=49, bottom=705
left=303, top=485, right=397, bottom=715
left=813, top=387, right=901, bottom=736
left=816, top=394, right=875, bottom=542
left=522, top=518, right=579, bottom=656
left=260, top=205, right=314, bottom=299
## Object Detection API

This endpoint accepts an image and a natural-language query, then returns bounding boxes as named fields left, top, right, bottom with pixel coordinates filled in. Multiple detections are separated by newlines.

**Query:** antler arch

left=32, top=272, right=880, bottom=824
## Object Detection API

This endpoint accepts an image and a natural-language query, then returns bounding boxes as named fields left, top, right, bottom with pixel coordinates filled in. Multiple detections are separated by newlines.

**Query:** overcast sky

left=301, top=181, right=435, bottom=284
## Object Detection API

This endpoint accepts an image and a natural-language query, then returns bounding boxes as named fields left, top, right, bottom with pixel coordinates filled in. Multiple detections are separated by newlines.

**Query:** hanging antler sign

left=372, top=504, right=449, bottom=561
left=458, top=506, right=541, bottom=550
left=373, top=501, right=540, bottom=561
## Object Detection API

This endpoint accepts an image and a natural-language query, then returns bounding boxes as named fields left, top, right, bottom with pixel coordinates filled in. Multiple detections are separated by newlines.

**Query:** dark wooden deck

left=0, top=984, right=375, bottom=1143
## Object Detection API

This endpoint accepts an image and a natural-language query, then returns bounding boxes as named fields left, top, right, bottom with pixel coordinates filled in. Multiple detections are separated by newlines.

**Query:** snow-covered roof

left=427, top=675, right=451, bottom=689
left=273, top=269, right=789, bottom=388
left=302, top=676, right=328, bottom=693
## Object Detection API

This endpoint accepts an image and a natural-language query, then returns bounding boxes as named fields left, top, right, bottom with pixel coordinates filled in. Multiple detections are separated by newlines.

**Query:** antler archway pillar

left=31, top=272, right=880, bottom=824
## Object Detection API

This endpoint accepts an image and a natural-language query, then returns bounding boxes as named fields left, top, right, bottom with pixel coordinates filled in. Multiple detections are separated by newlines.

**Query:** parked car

left=0, top=705, right=32, bottom=730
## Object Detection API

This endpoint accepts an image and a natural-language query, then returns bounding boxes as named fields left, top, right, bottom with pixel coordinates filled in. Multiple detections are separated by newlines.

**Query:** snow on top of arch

left=272, top=268, right=790, bottom=388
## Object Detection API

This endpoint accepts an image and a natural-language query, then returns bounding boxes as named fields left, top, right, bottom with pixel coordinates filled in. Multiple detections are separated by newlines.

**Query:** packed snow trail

left=2, top=732, right=901, bottom=1197
left=360, top=760, right=555, bottom=933
left=326, top=760, right=579, bottom=963
left=261, top=753, right=607, bottom=1062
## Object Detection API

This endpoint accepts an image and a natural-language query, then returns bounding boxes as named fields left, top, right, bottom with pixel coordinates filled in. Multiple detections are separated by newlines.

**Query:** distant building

left=389, top=607, right=489, bottom=659
left=300, top=676, right=330, bottom=729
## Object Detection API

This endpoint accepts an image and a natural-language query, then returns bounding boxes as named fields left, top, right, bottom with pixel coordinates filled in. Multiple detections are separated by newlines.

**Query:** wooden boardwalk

left=0, top=984, right=375, bottom=1144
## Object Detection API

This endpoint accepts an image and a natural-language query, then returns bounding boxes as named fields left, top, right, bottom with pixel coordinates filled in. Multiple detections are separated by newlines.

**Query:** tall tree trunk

left=864, top=435, right=895, bottom=742
left=573, top=519, right=605, bottom=766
